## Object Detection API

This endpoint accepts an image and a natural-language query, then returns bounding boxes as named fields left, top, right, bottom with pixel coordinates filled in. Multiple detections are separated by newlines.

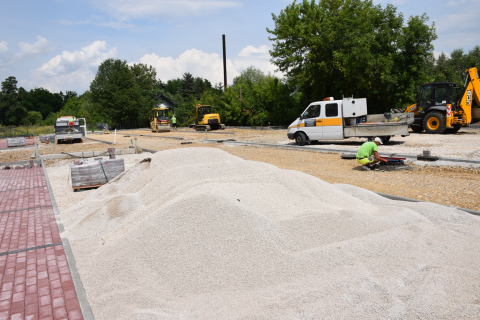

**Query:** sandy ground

left=48, top=148, right=480, bottom=320
left=117, top=127, right=480, bottom=160
left=3, top=129, right=480, bottom=210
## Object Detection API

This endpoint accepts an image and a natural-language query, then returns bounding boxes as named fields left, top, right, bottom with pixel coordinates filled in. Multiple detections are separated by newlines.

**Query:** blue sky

left=0, top=0, right=479, bottom=94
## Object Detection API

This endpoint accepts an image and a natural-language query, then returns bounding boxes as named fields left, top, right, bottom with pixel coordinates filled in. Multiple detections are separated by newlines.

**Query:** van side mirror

left=299, top=114, right=303, bottom=120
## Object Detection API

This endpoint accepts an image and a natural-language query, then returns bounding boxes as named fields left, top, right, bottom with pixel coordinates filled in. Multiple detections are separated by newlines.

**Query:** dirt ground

left=2, top=128, right=480, bottom=211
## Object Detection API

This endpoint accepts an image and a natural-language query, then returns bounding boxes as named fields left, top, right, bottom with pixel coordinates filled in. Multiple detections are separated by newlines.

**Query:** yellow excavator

left=189, top=104, right=225, bottom=131
left=404, top=67, right=480, bottom=134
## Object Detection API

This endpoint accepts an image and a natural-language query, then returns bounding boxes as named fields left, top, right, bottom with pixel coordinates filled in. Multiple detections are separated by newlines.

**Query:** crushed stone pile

left=59, top=147, right=480, bottom=320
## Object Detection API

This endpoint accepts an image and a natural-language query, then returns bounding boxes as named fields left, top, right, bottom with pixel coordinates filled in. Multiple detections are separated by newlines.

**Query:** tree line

left=0, top=0, right=478, bottom=128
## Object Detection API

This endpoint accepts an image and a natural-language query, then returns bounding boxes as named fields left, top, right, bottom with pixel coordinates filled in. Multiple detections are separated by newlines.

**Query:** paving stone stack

left=70, top=158, right=125, bottom=189
left=7, top=138, right=26, bottom=147
left=39, top=134, right=56, bottom=143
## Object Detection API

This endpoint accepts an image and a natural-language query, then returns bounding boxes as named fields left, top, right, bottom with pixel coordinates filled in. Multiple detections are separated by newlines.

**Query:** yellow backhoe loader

left=189, top=104, right=225, bottom=131
left=404, top=67, right=480, bottom=134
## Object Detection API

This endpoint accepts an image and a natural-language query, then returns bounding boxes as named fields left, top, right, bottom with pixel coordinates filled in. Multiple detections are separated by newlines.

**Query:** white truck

left=55, top=117, right=87, bottom=143
left=287, top=97, right=412, bottom=146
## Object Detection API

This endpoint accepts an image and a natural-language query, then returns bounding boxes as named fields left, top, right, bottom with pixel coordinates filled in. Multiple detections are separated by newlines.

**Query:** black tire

left=295, top=132, right=307, bottom=146
left=382, top=136, right=391, bottom=143
left=445, top=124, right=462, bottom=134
left=423, top=112, right=446, bottom=134
left=411, top=125, right=423, bottom=133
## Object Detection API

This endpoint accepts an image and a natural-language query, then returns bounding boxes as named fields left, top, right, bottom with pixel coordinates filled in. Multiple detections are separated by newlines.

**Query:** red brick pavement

left=0, top=167, right=84, bottom=320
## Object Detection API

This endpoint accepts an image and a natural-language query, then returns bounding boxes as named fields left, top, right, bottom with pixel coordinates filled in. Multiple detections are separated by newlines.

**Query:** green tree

left=267, top=0, right=437, bottom=111
left=90, top=58, right=143, bottom=128
left=22, top=87, right=64, bottom=119
left=233, top=66, right=266, bottom=85
left=0, top=76, right=30, bottom=125
left=178, top=72, right=196, bottom=98
left=130, top=63, right=159, bottom=126
left=23, top=111, right=43, bottom=125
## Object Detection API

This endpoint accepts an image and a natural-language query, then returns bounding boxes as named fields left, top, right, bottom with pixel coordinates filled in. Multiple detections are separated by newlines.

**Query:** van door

left=301, top=103, right=322, bottom=140
left=323, top=102, right=343, bottom=139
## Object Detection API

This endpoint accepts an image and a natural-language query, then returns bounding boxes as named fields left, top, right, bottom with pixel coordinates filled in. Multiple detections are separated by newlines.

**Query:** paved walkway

left=0, top=166, right=83, bottom=320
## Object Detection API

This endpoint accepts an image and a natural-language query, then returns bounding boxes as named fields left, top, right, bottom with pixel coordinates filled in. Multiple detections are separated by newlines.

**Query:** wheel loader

left=404, top=67, right=480, bottom=134
left=150, top=107, right=172, bottom=133
left=189, top=104, right=225, bottom=131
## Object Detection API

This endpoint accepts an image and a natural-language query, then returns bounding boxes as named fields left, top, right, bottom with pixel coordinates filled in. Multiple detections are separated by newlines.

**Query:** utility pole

left=222, top=34, right=227, bottom=92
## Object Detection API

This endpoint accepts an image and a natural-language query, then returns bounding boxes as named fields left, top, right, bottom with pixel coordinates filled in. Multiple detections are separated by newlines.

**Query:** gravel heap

left=59, top=147, right=480, bottom=319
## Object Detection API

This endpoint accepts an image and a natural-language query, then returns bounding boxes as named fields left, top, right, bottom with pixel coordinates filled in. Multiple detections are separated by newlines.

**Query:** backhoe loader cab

left=406, top=67, right=480, bottom=134
left=189, top=104, right=225, bottom=131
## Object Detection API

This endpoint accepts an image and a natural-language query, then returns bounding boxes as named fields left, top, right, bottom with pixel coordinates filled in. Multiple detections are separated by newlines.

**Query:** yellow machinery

left=150, top=107, right=172, bottom=133
left=189, top=104, right=225, bottom=131
left=404, top=67, right=480, bottom=134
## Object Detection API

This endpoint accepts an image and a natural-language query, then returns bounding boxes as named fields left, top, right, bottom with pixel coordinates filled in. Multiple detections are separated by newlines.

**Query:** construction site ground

left=1, top=127, right=480, bottom=211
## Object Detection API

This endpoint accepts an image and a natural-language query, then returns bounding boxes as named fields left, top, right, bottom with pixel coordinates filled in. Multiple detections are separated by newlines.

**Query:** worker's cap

left=373, top=137, right=383, bottom=144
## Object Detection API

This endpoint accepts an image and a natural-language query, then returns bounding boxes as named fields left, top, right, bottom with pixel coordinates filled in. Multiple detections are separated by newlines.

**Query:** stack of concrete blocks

left=7, top=138, right=26, bottom=147
left=70, top=158, right=125, bottom=189
left=39, top=134, right=56, bottom=143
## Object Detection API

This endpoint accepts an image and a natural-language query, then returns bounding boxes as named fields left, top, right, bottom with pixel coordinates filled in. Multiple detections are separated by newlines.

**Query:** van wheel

left=423, top=112, right=446, bottom=134
left=295, top=132, right=307, bottom=146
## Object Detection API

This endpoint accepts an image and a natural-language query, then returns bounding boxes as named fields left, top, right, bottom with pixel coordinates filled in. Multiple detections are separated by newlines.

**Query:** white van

left=287, top=98, right=411, bottom=145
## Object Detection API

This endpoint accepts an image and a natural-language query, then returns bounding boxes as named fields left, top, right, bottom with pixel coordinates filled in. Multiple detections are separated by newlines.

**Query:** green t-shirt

left=171, top=116, right=176, bottom=124
left=69, top=117, right=74, bottom=122
left=356, top=142, right=378, bottom=159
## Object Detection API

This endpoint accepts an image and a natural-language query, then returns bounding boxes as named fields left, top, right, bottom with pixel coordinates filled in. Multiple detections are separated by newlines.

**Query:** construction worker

left=171, top=114, right=177, bottom=131
left=68, top=116, right=75, bottom=132
left=356, top=137, right=387, bottom=171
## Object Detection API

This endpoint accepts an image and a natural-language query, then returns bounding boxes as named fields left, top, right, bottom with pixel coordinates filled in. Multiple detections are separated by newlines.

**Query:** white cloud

left=59, top=15, right=138, bottom=30
left=134, top=48, right=238, bottom=84
left=238, top=45, right=270, bottom=57
left=92, top=0, right=242, bottom=20
left=0, top=41, right=8, bottom=53
left=133, top=45, right=281, bottom=86
left=26, top=40, right=117, bottom=92
left=13, top=36, right=54, bottom=60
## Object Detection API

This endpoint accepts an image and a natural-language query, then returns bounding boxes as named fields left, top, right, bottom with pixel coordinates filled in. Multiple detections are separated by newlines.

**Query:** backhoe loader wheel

left=423, top=112, right=446, bottom=134
left=295, top=132, right=307, bottom=146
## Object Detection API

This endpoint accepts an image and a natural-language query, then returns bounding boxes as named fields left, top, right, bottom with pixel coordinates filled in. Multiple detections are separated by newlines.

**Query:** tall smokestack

left=222, top=34, right=227, bottom=91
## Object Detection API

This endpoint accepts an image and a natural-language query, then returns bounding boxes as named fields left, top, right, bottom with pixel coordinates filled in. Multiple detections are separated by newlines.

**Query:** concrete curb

left=226, top=126, right=288, bottom=130
left=119, top=133, right=184, bottom=140
left=41, top=159, right=95, bottom=320
left=87, top=137, right=112, bottom=145
left=39, top=149, right=136, bottom=160
left=175, top=130, right=236, bottom=135
left=0, top=159, right=42, bottom=166
left=374, top=191, right=480, bottom=216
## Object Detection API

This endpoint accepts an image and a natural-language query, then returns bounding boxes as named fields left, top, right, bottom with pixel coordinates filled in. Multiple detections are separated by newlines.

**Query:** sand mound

left=59, top=148, right=480, bottom=319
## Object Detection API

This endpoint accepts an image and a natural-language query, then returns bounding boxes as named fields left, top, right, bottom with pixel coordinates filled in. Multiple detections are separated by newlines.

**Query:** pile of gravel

left=58, top=148, right=480, bottom=319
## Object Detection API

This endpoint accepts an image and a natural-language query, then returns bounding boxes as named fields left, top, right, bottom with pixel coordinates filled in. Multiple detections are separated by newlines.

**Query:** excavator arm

left=458, top=67, right=480, bottom=125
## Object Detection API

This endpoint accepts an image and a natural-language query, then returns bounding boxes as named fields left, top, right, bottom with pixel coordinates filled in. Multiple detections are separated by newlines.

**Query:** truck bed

left=344, top=122, right=409, bottom=138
